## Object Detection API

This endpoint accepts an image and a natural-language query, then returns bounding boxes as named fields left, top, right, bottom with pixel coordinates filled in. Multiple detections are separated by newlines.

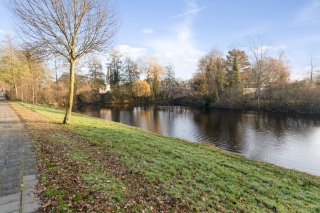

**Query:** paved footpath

left=0, top=97, right=40, bottom=213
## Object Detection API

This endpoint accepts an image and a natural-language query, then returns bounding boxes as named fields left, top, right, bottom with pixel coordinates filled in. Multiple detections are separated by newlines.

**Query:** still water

left=76, top=106, right=320, bottom=176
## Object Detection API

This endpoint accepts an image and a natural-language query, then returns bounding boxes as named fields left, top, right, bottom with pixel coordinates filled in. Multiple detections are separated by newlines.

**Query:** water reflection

left=77, top=106, right=320, bottom=176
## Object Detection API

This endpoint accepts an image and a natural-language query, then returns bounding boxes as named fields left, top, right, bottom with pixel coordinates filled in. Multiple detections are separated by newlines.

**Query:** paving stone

left=0, top=97, right=40, bottom=213
left=3, top=170, right=20, bottom=178
left=23, top=170, right=37, bottom=176
left=9, top=139, right=20, bottom=146
left=0, top=187, right=21, bottom=197
left=6, top=157, right=20, bottom=163
left=23, top=179, right=38, bottom=189
left=7, top=154, right=20, bottom=159
left=0, top=184, right=21, bottom=196
left=23, top=175, right=37, bottom=182
left=0, top=192, right=20, bottom=205
left=2, top=170, right=21, bottom=182
left=7, top=156, right=21, bottom=163
left=23, top=156, right=36, bottom=161
left=9, top=142, right=21, bottom=149
left=5, top=166, right=21, bottom=173
left=1, top=132, right=11, bottom=137
left=23, top=165, right=36, bottom=172
left=1, top=175, right=20, bottom=183
left=0, top=200, right=20, bottom=213
left=22, top=201, right=41, bottom=213
left=8, top=144, right=20, bottom=149
left=22, top=187, right=36, bottom=196
left=0, top=161, right=5, bottom=167
left=6, top=151, right=20, bottom=154
left=6, top=161, right=21, bottom=168
left=24, top=159, right=36, bottom=166
left=1, top=179, right=20, bottom=188
left=22, top=193, right=37, bottom=204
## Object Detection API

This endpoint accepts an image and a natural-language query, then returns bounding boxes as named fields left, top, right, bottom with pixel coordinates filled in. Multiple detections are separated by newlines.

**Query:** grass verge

left=9, top=102, right=320, bottom=213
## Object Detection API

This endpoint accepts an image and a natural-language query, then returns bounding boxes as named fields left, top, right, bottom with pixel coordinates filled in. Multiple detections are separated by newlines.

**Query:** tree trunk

left=32, top=85, right=35, bottom=109
left=257, top=87, right=260, bottom=110
left=21, top=84, right=24, bottom=103
left=56, top=73, right=59, bottom=102
left=55, top=60, right=59, bottom=102
left=14, top=82, right=18, bottom=98
left=63, top=60, right=76, bottom=124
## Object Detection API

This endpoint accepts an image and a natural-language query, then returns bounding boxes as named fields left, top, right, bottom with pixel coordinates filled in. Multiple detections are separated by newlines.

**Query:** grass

left=9, top=101, right=320, bottom=212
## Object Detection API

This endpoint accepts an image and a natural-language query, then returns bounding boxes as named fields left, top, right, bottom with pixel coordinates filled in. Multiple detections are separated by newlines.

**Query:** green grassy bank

left=10, top=102, right=320, bottom=212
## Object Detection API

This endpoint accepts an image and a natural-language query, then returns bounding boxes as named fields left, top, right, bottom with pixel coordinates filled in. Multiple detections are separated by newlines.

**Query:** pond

left=76, top=105, right=320, bottom=176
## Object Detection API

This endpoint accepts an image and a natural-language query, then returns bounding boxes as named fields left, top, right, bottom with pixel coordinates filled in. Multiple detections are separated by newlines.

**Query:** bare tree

left=17, top=46, right=44, bottom=109
left=248, top=35, right=271, bottom=109
left=0, top=37, right=22, bottom=97
left=4, top=0, right=119, bottom=124
left=310, top=54, right=315, bottom=86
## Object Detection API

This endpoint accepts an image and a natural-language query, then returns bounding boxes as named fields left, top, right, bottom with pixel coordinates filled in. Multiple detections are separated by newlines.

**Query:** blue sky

left=1, top=0, right=320, bottom=79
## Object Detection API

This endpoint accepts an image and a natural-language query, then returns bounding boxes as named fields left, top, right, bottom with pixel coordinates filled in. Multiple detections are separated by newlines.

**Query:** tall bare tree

left=0, top=37, right=22, bottom=97
left=4, top=0, right=118, bottom=124
left=17, top=46, right=44, bottom=109
left=310, top=55, right=315, bottom=86
left=248, top=35, right=270, bottom=109
left=139, top=57, right=165, bottom=100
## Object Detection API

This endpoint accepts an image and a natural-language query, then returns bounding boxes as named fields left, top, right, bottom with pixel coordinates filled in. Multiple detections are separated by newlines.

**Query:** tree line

left=1, top=0, right=319, bottom=117
left=0, top=38, right=320, bottom=113
left=1, top=36, right=320, bottom=113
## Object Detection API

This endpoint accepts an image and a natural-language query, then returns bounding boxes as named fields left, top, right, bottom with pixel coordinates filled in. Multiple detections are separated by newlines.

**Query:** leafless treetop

left=4, top=0, right=119, bottom=61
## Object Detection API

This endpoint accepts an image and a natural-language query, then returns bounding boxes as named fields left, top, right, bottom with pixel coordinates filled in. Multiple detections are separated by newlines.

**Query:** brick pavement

left=0, top=97, right=40, bottom=213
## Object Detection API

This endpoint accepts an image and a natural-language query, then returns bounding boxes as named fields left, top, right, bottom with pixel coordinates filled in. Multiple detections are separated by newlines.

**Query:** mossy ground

left=10, top=102, right=320, bottom=212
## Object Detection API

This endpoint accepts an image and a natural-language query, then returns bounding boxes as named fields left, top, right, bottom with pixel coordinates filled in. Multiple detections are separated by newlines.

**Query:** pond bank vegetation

left=10, top=102, right=320, bottom=212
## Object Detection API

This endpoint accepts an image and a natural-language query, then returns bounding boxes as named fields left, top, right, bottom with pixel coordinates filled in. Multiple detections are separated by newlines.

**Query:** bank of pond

left=76, top=104, right=320, bottom=177
left=10, top=102, right=320, bottom=212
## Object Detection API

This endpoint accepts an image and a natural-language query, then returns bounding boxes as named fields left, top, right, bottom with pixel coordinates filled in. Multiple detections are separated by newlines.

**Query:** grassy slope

left=10, top=102, right=320, bottom=213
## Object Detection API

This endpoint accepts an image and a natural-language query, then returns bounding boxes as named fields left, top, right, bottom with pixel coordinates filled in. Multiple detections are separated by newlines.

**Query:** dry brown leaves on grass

left=12, top=104, right=195, bottom=212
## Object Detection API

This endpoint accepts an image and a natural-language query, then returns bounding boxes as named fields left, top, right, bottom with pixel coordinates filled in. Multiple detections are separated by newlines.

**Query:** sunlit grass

left=11, top=102, right=320, bottom=212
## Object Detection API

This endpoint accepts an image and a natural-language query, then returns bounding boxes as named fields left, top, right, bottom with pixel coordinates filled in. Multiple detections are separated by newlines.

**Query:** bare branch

left=3, top=0, right=119, bottom=123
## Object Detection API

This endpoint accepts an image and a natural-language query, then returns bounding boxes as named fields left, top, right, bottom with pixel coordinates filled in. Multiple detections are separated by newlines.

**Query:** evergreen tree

left=225, top=49, right=250, bottom=87
left=107, top=50, right=122, bottom=88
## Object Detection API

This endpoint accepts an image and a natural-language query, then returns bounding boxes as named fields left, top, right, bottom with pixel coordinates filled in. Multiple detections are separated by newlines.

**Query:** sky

left=1, top=0, right=320, bottom=80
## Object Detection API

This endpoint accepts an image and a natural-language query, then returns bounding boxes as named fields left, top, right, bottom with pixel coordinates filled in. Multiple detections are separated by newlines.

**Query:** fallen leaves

left=13, top=104, right=193, bottom=212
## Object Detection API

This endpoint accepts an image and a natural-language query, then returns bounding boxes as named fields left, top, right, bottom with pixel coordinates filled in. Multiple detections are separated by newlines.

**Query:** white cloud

left=165, top=52, right=177, bottom=58
left=116, top=1, right=207, bottom=79
left=141, top=28, right=154, bottom=34
left=144, top=20, right=205, bottom=79
left=138, top=1, right=208, bottom=79
left=116, top=45, right=147, bottom=59
left=170, top=5, right=210, bottom=19
left=0, top=30, right=4, bottom=33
